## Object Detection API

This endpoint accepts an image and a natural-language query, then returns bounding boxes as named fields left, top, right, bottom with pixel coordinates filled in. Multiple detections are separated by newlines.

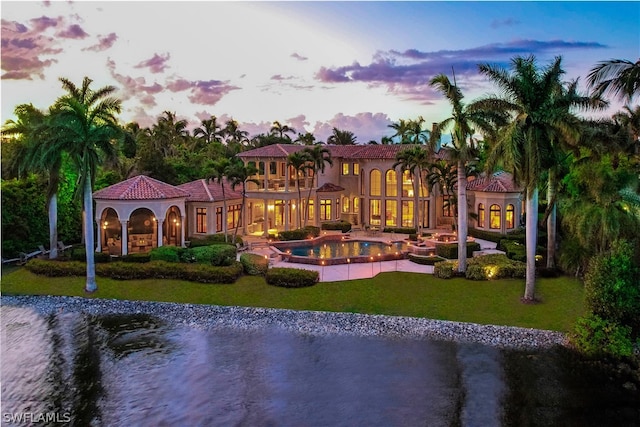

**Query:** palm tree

left=151, top=111, right=189, bottom=157
left=477, top=55, right=568, bottom=301
left=228, top=158, right=259, bottom=240
left=388, top=119, right=412, bottom=144
left=287, top=151, right=312, bottom=228
left=193, top=115, right=223, bottom=146
left=302, top=145, right=333, bottom=226
left=206, top=158, right=231, bottom=242
left=222, top=119, right=249, bottom=152
left=326, top=127, right=357, bottom=145
left=49, top=76, right=122, bottom=292
left=393, top=146, right=431, bottom=235
left=406, top=116, right=431, bottom=145
left=430, top=73, right=506, bottom=272
left=295, top=132, right=316, bottom=145
left=587, top=58, right=640, bottom=102
left=270, top=121, right=296, bottom=140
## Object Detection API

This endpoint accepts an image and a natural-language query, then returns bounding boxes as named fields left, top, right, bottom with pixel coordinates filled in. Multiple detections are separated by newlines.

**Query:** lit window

left=216, top=207, right=223, bottom=232
left=478, top=204, right=485, bottom=228
left=506, top=204, right=515, bottom=229
left=402, top=170, right=413, bottom=197
left=490, top=204, right=501, bottom=229
left=196, top=208, right=207, bottom=233
left=320, top=199, right=332, bottom=221
left=227, top=204, right=241, bottom=229
left=401, top=201, right=414, bottom=227
left=370, top=169, right=381, bottom=196
left=353, top=197, right=359, bottom=213
left=342, top=163, right=349, bottom=175
left=342, top=196, right=350, bottom=213
left=386, top=170, right=397, bottom=197
left=369, top=199, right=381, bottom=226
left=385, top=200, right=397, bottom=226
left=353, top=163, right=360, bottom=175
left=443, top=195, right=455, bottom=217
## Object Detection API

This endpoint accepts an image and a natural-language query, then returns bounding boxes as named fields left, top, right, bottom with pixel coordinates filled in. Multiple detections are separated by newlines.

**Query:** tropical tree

left=406, top=116, right=431, bottom=145
left=287, top=151, right=312, bottom=228
left=393, top=146, right=431, bottom=235
left=295, top=132, right=316, bottom=145
left=193, top=115, right=223, bottom=146
left=326, top=127, right=357, bottom=145
left=477, top=55, right=569, bottom=301
left=302, top=145, right=333, bottom=226
left=49, top=76, right=122, bottom=292
left=270, top=121, right=296, bottom=140
left=150, top=111, right=189, bottom=157
left=228, top=158, right=259, bottom=240
left=430, top=73, right=506, bottom=272
left=206, top=158, right=231, bottom=242
left=388, top=119, right=412, bottom=144
left=222, top=118, right=249, bottom=154
left=587, top=58, right=640, bottom=102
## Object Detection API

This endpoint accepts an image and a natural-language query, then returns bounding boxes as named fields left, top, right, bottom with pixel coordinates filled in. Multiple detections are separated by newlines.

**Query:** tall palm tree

left=151, top=111, right=189, bottom=157
left=228, top=158, right=259, bottom=239
left=406, top=116, right=431, bottom=145
left=302, top=145, right=333, bottom=226
left=270, top=120, right=296, bottom=140
left=477, top=55, right=568, bottom=301
left=430, top=73, right=506, bottom=272
left=49, top=76, right=122, bottom=292
left=587, top=58, right=640, bottom=103
left=295, top=132, right=316, bottom=145
left=388, top=119, right=412, bottom=144
left=206, top=158, right=231, bottom=242
left=393, top=146, right=431, bottom=235
left=326, top=127, right=357, bottom=145
left=193, top=115, right=223, bottom=146
left=287, top=151, right=311, bottom=228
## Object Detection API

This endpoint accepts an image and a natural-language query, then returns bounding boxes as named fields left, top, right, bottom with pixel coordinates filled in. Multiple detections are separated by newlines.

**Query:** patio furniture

left=18, top=248, right=43, bottom=264
left=57, top=241, right=73, bottom=252
left=38, top=245, right=50, bottom=256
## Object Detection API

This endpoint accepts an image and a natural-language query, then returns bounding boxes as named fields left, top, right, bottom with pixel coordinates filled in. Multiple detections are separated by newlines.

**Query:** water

left=277, top=240, right=406, bottom=259
left=2, top=305, right=638, bottom=426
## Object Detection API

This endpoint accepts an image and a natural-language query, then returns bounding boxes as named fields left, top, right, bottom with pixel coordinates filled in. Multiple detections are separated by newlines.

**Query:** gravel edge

left=1, top=295, right=569, bottom=350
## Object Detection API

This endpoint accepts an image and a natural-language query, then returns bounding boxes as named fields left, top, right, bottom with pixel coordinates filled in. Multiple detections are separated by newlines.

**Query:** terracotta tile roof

left=237, top=144, right=305, bottom=158
left=176, top=179, right=242, bottom=202
left=316, top=182, right=345, bottom=192
left=466, top=171, right=522, bottom=193
left=238, top=143, right=440, bottom=161
left=93, top=175, right=189, bottom=200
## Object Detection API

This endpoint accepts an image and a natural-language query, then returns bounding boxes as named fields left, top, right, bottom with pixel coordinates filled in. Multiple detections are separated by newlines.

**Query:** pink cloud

left=312, top=112, right=393, bottom=143
left=83, top=32, right=117, bottom=52
left=106, top=58, right=161, bottom=106
left=1, top=18, right=62, bottom=79
left=30, top=16, right=58, bottom=32
left=291, top=52, right=308, bottom=61
left=56, top=23, right=88, bottom=39
left=167, top=77, right=240, bottom=105
left=135, top=53, right=170, bottom=73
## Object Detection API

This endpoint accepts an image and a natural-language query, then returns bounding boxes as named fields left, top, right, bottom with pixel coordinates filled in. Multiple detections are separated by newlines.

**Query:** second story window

left=342, top=162, right=350, bottom=175
left=353, top=163, right=360, bottom=175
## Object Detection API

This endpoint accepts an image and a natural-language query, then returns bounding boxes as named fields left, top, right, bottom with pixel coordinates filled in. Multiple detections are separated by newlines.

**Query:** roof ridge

left=123, top=175, right=145, bottom=200
left=277, top=144, right=289, bottom=156
left=147, top=176, right=166, bottom=199
left=202, top=179, right=214, bottom=201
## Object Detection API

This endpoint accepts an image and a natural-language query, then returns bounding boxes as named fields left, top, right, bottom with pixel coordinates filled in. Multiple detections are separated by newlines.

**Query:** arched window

left=490, top=204, right=501, bottom=229
left=402, top=170, right=413, bottom=197
left=370, top=169, right=381, bottom=196
left=386, top=170, right=397, bottom=196
left=506, top=204, right=515, bottom=229
left=477, top=203, right=485, bottom=228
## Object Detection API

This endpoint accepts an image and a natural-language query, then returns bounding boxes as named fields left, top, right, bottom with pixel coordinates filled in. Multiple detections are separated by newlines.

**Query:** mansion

left=93, top=144, right=523, bottom=256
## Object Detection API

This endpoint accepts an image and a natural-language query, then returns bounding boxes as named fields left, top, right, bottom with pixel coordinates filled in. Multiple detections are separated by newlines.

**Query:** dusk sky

left=2, top=1, right=638, bottom=143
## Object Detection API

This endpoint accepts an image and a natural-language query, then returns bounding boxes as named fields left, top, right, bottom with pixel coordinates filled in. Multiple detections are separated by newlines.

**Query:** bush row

left=407, top=253, right=447, bottom=265
left=277, top=226, right=321, bottom=241
left=26, top=259, right=243, bottom=284
left=433, top=260, right=458, bottom=279
left=240, top=253, right=269, bottom=275
left=189, top=234, right=243, bottom=247
left=70, top=248, right=112, bottom=263
left=265, top=267, right=319, bottom=288
left=382, top=227, right=417, bottom=235
left=465, top=254, right=526, bottom=280
left=321, top=221, right=352, bottom=233
left=148, top=245, right=237, bottom=266
left=435, top=242, right=481, bottom=259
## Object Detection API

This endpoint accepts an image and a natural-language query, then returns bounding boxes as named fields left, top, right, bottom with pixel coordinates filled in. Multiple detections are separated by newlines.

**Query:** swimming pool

left=272, top=236, right=408, bottom=265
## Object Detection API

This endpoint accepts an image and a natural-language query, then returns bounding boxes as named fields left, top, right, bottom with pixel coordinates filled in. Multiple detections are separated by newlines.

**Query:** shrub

left=184, top=244, right=237, bottom=266
left=498, top=240, right=526, bottom=262
left=407, top=253, right=446, bottom=265
left=383, top=227, right=417, bottom=234
left=572, top=314, right=635, bottom=358
left=435, top=242, right=481, bottom=259
left=189, top=234, right=243, bottom=247
left=408, top=234, right=418, bottom=241
left=240, top=253, right=269, bottom=275
left=149, top=246, right=184, bottom=263
left=584, top=240, right=640, bottom=327
left=278, top=226, right=321, bottom=241
left=265, top=267, right=319, bottom=288
left=433, top=260, right=457, bottom=279
left=465, top=254, right=526, bottom=280
left=70, top=247, right=111, bottom=263
left=118, top=252, right=151, bottom=263
left=25, top=259, right=86, bottom=277
left=468, top=228, right=506, bottom=243
left=321, top=221, right=352, bottom=233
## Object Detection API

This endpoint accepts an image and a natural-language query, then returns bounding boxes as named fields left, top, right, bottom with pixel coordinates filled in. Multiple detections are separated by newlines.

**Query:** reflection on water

left=1, top=306, right=638, bottom=426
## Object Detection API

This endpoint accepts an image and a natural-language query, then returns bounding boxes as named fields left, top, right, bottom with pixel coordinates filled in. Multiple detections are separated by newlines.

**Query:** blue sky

left=1, top=1, right=638, bottom=143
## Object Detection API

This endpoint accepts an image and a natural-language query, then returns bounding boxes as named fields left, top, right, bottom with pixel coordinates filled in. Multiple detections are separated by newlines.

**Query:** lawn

left=0, top=267, right=585, bottom=332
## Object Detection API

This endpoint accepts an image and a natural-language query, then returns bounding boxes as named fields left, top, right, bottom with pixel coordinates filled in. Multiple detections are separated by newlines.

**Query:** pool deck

left=242, top=230, right=497, bottom=282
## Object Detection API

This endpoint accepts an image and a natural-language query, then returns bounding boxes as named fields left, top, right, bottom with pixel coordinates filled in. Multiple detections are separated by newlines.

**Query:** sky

left=1, top=1, right=638, bottom=143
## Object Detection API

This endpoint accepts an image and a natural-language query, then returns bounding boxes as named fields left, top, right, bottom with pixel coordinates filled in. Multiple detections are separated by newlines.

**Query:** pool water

left=278, top=240, right=406, bottom=259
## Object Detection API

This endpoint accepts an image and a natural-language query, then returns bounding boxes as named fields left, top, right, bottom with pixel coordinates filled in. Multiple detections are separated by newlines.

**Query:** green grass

left=0, top=268, right=585, bottom=332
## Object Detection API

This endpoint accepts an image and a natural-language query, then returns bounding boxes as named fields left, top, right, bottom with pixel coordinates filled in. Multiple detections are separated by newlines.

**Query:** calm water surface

left=278, top=240, right=406, bottom=259
left=1, top=306, right=638, bottom=426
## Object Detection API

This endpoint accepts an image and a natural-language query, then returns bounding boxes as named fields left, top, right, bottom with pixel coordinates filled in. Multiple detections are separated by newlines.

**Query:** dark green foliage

left=408, top=253, right=446, bottom=265
left=584, top=240, right=640, bottom=328
left=278, top=226, right=321, bottom=241
left=468, top=228, right=506, bottom=243
left=70, top=247, right=111, bottom=263
left=572, top=314, right=635, bottom=358
left=433, top=260, right=457, bottom=279
left=240, top=253, right=269, bottom=275
left=149, top=246, right=184, bottom=263
left=435, top=242, right=481, bottom=259
left=383, top=227, right=417, bottom=234
left=465, top=254, right=527, bottom=280
left=499, top=239, right=527, bottom=262
left=408, top=234, right=418, bottom=241
left=265, top=267, right=319, bottom=288
left=2, top=177, right=49, bottom=257
left=321, top=221, right=352, bottom=233
left=26, top=258, right=243, bottom=284
left=189, top=234, right=243, bottom=247
left=185, top=244, right=236, bottom=266
left=118, top=253, right=151, bottom=263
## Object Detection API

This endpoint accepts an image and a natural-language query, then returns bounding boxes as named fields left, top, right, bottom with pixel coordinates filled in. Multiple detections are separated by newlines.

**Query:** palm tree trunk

left=84, top=176, right=97, bottom=292
left=546, top=170, right=557, bottom=269
left=457, top=160, right=468, bottom=273
left=48, top=194, right=59, bottom=259
left=222, top=185, right=228, bottom=243
left=297, top=178, right=302, bottom=229
left=305, top=174, right=315, bottom=227
left=414, top=170, right=421, bottom=235
left=524, top=188, right=538, bottom=301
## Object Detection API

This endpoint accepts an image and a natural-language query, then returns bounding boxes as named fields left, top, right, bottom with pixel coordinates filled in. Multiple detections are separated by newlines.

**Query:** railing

left=246, top=177, right=314, bottom=192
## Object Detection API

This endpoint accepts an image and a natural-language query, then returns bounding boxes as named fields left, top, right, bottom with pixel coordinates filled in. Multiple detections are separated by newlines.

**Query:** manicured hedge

left=265, top=267, right=319, bottom=288
left=435, top=242, right=481, bottom=259
left=25, top=258, right=243, bottom=284
left=278, top=226, right=321, bottom=241
left=70, top=248, right=111, bottom=263
left=189, top=234, right=243, bottom=247
left=321, top=221, right=352, bottom=233
left=433, top=260, right=457, bottom=279
left=383, top=227, right=417, bottom=234
left=407, top=253, right=447, bottom=265
left=149, top=246, right=184, bottom=263
left=498, top=239, right=526, bottom=262
left=118, top=253, right=151, bottom=263
left=465, top=254, right=526, bottom=280
left=468, top=228, right=506, bottom=243
left=240, top=253, right=269, bottom=275
left=187, top=244, right=236, bottom=266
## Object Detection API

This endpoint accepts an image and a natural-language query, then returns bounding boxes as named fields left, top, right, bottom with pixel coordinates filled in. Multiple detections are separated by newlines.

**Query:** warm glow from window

left=386, top=170, right=397, bottom=197
left=353, top=163, right=360, bottom=175
left=370, top=169, right=381, bottom=196
left=506, top=204, right=515, bottom=229
left=320, top=199, right=332, bottom=221
left=353, top=197, right=359, bottom=213
left=385, top=200, right=397, bottom=226
left=342, top=162, right=349, bottom=175
left=478, top=203, right=485, bottom=228
left=490, top=204, right=501, bottom=229
left=342, top=196, right=350, bottom=213
left=369, top=199, right=381, bottom=225
left=402, top=200, right=414, bottom=227
left=402, top=170, right=413, bottom=197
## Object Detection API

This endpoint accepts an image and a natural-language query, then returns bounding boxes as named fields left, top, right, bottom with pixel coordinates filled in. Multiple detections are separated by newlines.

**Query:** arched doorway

left=164, top=206, right=182, bottom=247
left=101, top=208, right=121, bottom=255
left=128, top=208, right=156, bottom=253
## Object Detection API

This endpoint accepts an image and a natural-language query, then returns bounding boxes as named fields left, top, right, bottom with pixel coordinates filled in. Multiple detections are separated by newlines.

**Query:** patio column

left=180, top=215, right=186, bottom=247
left=263, top=166, right=268, bottom=191
left=120, top=220, right=129, bottom=255
left=157, top=217, right=164, bottom=247
left=263, top=197, right=269, bottom=237
left=284, top=200, right=290, bottom=231
left=285, top=162, right=289, bottom=192
left=95, top=217, right=102, bottom=253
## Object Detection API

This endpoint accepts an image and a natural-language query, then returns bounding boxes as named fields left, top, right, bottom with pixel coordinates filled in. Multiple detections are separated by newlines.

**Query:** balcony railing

left=246, top=177, right=314, bottom=192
